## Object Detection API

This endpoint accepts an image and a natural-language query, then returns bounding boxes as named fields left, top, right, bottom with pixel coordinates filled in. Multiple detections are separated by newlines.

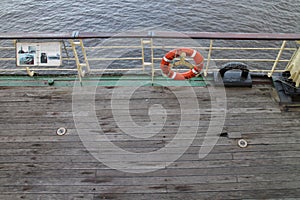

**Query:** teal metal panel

left=0, top=75, right=208, bottom=87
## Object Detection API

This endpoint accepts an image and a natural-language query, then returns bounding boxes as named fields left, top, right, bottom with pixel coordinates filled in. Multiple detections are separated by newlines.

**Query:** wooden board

left=0, top=85, right=299, bottom=199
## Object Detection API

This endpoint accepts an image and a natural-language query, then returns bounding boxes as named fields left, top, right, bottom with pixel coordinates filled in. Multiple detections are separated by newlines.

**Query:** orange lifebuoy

left=160, top=48, right=204, bottom=80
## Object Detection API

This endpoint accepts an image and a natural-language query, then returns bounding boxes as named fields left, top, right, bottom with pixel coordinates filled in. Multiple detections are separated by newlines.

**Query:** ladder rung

left=73, top=41, right=81, bottom=45
left=80, top=64, right=87, bottom=67
left=143, top=62, right=153, bottom=66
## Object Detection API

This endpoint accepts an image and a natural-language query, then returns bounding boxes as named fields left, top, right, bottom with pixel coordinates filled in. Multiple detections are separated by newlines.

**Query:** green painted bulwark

left=0, top=75, right=208, bottom=87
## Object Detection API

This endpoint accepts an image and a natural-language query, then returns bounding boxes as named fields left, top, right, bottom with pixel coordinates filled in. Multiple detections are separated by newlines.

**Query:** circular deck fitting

left=56, top=127, right=67, bottom=136
left=238, top=139, right=248, bottom=148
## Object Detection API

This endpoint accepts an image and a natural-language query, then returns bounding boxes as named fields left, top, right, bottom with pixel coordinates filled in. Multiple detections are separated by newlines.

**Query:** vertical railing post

left=70, top=39, right=83, bottom=82
left=80, top=40, right=90, bottom=73
left=141, top=39, right=155, bottom=82
left=204, top=40, right=213, bottom=77
left=150, top=39, right=155, bottom=83
left=141, top=39, right=146, bottom=71
left=268, top=40, right=287, bottom=77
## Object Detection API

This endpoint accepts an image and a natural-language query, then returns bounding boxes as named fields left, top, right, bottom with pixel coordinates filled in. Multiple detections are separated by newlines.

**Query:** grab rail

left=1, top=32, right=300, bottom=40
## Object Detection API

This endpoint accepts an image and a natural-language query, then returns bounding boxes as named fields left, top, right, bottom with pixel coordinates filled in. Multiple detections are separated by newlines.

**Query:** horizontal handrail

left=83, top=45, right=297, bottom=51
left=152, top=46, right=297, bottom=51
left=1, top=31, right=300, bottom=40
left=88, top=57, right=143, bottom=61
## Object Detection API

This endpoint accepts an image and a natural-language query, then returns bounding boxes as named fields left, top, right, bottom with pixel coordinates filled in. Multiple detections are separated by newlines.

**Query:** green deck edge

left=0, top=75, right=209, bottom=87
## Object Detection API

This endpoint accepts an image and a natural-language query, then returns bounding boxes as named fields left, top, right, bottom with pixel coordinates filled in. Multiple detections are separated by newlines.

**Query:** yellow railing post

left=141, top=39, right=155, bottom=82
left=268, top=40, right=287, bottom=77
left=79, top=40, right=90, bottom=73
left=69, top=39, right=90, bottom=82
left=141, top=39, right=145, bottom=71
left=204, top=40, right=213, bottom=77
left=150, top=39, right=155, bottom=82
left=70, top=39, right=83, bottom=82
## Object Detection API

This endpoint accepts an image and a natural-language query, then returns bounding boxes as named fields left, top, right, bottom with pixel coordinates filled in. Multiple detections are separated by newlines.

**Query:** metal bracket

left=72, top=31, right=80, bottom=38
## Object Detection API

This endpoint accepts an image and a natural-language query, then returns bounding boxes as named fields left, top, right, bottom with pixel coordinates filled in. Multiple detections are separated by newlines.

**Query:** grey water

left=0, top=0, right=299, bottom=73
left=1, top=0, right=299, bottom=33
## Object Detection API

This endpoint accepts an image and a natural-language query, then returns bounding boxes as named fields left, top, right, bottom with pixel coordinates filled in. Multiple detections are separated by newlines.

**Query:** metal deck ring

left=56, top=127, right=67, bottom=136
left=238, top=139, right=248, bottom=148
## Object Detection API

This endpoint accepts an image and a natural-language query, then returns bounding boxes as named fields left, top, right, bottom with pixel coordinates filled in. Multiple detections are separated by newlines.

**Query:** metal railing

left=0, top=32, right=299, bottom=81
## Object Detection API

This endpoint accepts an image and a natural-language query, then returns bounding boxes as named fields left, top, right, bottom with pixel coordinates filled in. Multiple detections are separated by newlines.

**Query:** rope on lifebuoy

left=160, top=48, right=204, bottom=80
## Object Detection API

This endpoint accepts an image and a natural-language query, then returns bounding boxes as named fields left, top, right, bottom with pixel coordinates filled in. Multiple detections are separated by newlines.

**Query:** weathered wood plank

left=0, top=194, right=94, bottom=200
left=0, top=142, right=299, bottom=156
left=0, top=181, right=299, bottom=197
left=0, top=84, right=299, bottom=200
left=0, top=164, right=298, bottom=180
left=0, top=142, right=299, bottom=155
left=0, top=157, right=298, bottom=171
left=94, top=189, right=300, bottom=200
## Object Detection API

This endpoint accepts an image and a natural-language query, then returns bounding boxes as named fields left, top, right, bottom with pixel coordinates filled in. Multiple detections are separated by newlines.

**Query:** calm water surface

left=1, top=0, right=299, bottom=33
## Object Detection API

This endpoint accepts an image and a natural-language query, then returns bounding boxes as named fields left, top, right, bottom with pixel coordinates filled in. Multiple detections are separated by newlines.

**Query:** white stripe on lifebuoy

left=192, top=68, right=199, bottom=75
left=191, top=50, right=197, bottom=58
left=163, top=56, right=172, bottom=63
left=171, top=72, right=177, bottom=79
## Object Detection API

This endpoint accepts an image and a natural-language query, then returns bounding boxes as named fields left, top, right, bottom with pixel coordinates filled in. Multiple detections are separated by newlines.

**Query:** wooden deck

left=0, top=83, right=300, bottom=200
